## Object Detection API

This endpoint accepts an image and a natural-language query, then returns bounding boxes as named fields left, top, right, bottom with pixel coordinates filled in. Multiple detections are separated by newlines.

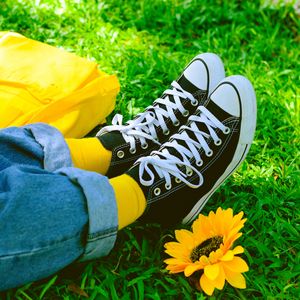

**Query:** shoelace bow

left=98, top=81, right=198, bottom=151
left=137, top=106, right=229, bottom=189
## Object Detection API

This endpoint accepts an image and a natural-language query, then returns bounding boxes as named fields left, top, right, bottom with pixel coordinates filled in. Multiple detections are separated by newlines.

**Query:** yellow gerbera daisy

left=164, top=207, right=249, bottom=296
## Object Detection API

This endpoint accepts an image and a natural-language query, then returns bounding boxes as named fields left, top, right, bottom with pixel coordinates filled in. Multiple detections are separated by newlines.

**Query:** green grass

left=0, top=0, right=299, bottom=299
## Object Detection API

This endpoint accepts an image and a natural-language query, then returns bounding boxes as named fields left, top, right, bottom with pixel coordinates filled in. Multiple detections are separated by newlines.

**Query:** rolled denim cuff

left=25, top=123, right=118, bottom=261
left=25, top=123, right=73, bottom=171
left=57, top=167, right=118, bottom=261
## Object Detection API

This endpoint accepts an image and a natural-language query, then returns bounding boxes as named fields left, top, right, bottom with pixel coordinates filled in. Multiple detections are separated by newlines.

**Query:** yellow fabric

left=66, top=137, right=112, bottom=175
left=110, top=174, right=146, bottom=229
left=0, top=31, right=120, bottom=138
left=66, top=139, right=146, bottom=229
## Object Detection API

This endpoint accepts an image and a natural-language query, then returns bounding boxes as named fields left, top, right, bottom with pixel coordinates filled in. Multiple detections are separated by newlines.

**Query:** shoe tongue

left=205, top=98, right=233, bottom=122
left=145, top=75, right=196, bottom=126
left=98, top=131, right=126, bottom=151
left=177, top=74, right=200, bottom=95
left=148, top=73, right=202, bottom=118
left=161, top=101, right=231, bottom=159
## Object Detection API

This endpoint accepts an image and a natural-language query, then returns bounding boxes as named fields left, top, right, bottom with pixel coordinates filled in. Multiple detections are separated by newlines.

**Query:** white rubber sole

left=195, top=52, right=226, bottom=94
left=182, top=75, right=257, bottom=224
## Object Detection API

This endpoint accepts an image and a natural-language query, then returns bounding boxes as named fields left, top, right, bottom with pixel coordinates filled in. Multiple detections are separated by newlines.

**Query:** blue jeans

left=0, top=123, right=118, bottom=291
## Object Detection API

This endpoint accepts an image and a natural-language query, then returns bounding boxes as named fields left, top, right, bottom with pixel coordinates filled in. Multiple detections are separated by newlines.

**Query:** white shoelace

left=137, top=106, right=229, bottom=189
left=97, top=81, right=198, bottom=152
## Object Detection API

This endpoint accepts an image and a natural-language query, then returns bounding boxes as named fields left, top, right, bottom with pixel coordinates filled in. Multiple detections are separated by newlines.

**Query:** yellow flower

left=164, top=207, right=249, bottom=296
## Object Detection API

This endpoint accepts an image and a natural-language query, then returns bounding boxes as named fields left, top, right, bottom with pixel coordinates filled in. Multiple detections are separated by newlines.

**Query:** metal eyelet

left=117, top=150, right=125, bottom=158
left=175, top=177, right=181, bottom=184
left=223, top=127, right=230, bottom=134
left=191, top=100, right=198, bottom=107
left=173, top=120, right=180, bottom=127
left=154, top=187, right=161, bottom=196
left=141, top=143, right=148, bottom=149
left=163, top=129, right=170, bottom=136
left=206, top=150, right=213, bottom=157
left=214, top=139, right=222, bottom=146
left=196, top=160, right=203, bottom=167
left=186, top=169, right=193, bottom=176
left=182, top=110, right=189, bottom=117
left=165, top=183, right=172, bottom=190
left=129, top=148, right=136, bottom=154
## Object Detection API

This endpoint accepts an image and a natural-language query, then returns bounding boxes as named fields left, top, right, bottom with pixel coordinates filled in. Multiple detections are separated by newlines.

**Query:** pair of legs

left=0, top=123, right=146, bottom=290
left=0, top=53, right=256, bottom=291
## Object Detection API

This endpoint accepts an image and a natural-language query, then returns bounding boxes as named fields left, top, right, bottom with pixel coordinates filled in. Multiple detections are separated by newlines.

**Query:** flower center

left=190, top=236, right=223, bottom=262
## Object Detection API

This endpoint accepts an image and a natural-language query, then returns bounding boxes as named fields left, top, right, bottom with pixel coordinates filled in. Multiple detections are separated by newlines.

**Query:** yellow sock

left=66, top=138, right=111, bottom=175
left=110, top=174, right=146, bottom=229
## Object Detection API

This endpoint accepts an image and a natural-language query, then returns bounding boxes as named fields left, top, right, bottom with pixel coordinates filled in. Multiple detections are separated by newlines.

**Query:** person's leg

left=0, top=126, right=44, bottom=169
left=0, top=73, right=256, bottom=291
left=0, top=164, right=88, bottom=290
left=65, top=138, right=146, bottom=228
left=0, top=124, right=144, bottom=291
left=65, top=137, right=112, bottom=175
left=110, top=174, right=146, bottom=229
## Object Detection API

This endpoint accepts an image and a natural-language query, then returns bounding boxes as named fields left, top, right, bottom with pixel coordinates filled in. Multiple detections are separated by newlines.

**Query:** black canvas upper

left=127, top=97, right=242, bottom=226
left=98, top=57, right=212, bottom=178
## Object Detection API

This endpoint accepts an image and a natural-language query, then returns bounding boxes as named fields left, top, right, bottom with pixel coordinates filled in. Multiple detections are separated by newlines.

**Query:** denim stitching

left=0, top=233, right=82, bottom=259
left=87, top=226, right=118, bottom=241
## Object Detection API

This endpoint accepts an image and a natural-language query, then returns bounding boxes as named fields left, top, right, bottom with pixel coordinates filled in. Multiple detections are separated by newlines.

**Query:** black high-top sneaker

left=127, top=75, right=257, bottom=226
left=97, top=53, right=225, bottom=178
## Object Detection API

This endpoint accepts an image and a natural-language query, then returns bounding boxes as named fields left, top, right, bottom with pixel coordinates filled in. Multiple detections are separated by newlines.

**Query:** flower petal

left=200, top=273, right=215, bottom=296
left=223, top=256, right=249, bottom=273
left=226, top=224, right=245, bottom=241
left=200, top=255, right=209, bottom=265
left=212, top=264, right=225, bottom=290
left=164, top=242, right=190, bottom=260
left=164, top=241, right=185, bottom=250
left=232, top=245, right=244, bottom=255
left=224, top=268, right=246, bottom=289
left=225, top=232, right=243, bottom=248
left=231, top=211, right=244, bottom=227
left=216, top=208, right=233, bottom=236
left=193, top=215, right=212, bottom=238
left=184, top=263, right=203, bottom=277
left=174, top=229, right=195, bottom=250
left=220, top=250, right=234, bottom=261
left=164, top=249, right=189, bottom=260
left=204, top=263, right=220, bottom=281
left=164, top=258, right=185, bottom=265
left=166, top=264, right=189, bottom=274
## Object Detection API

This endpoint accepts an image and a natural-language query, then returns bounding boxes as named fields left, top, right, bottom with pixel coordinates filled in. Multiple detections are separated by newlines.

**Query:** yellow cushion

left=0, top=32, right=120, bottom=138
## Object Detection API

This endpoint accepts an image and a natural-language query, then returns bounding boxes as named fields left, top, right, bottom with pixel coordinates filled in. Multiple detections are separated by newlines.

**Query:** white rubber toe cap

left=210, top=82, right=241, bottom=117
left=183, top=53, right=225, bottom=94
left=210, top=75, right=257, bottom=144
left=183, top=59, right=209, bottom=90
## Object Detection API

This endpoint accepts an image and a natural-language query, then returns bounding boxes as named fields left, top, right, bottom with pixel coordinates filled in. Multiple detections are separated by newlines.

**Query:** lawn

left=0, top=0, right=299, bottom=299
